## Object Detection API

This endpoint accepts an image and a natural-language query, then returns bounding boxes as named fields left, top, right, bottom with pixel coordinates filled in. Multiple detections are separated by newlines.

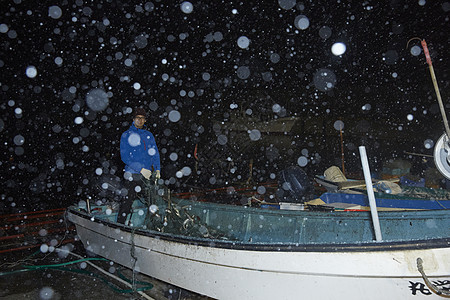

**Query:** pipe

left=3, top=219, right=63, bottom=230
left=0, top=208, right=66, bottom=219
left=0, top=225, right=75, bottom=241
left=358, top=146, right=383, bottom=241
left=0, top=238, right=76, bottom=254
left=4, top=211, right=65, bottom=223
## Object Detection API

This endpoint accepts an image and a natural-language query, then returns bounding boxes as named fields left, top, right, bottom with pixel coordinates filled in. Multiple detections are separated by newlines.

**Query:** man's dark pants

left=117, top=173, right=143, bottom=224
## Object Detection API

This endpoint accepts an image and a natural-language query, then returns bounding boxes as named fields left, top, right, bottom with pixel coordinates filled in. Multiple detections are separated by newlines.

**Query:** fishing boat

left=67, top=40, right=450, bottom=299
left=67, top=179, right=450, bottom=299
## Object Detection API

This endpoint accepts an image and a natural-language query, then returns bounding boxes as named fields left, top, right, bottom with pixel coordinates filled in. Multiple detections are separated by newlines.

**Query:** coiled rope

left=417, top=257, right=450, bottom=298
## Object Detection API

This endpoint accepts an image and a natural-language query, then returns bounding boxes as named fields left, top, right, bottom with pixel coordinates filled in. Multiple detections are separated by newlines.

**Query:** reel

left=433, top=132, right=450, bottom=180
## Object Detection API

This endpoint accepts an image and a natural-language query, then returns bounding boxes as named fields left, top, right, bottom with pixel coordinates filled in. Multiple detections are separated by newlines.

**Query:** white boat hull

left=69, top=211, right=450, bottom=299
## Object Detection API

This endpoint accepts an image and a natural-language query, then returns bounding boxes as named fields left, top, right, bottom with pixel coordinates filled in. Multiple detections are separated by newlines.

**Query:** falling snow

left=0, top=3, right=449, bottom=296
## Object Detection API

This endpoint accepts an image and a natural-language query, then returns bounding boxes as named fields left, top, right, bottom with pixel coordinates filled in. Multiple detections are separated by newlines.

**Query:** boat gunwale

left=67, top=207, right=450, bottom=253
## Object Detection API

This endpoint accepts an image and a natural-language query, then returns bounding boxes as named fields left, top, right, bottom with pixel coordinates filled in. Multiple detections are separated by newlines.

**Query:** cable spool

left=433, top=133, right=450, bottom=180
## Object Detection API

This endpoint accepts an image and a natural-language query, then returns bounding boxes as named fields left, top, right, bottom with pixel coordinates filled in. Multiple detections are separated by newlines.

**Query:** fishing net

left=400, top=186, right=450, bottom=200
left=139, top=177, right=234, bottom=240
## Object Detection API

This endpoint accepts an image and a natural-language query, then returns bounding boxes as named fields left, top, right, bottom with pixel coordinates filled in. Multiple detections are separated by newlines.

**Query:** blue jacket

left=120, top=123, right=160, bottom=174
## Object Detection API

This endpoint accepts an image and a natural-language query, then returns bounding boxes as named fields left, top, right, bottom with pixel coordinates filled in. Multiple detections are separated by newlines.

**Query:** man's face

left=134, top=115, right=146, bottom=128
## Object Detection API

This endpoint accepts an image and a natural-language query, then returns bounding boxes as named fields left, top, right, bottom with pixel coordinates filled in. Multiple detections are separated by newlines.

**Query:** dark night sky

left=1, top=0, right=449, bottom=211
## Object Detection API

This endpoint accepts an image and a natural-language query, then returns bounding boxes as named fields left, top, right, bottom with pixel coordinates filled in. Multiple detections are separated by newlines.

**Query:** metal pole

left=359, top=146, right=383, bottom=241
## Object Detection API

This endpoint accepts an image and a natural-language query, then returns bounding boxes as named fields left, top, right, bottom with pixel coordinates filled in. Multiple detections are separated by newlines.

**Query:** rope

left=22, top=257, right=108, bottom=269
left=130, top=227, right=138, bottom=292
left=416, top=257, right=450, bottom=298
left=1, top=249, right=154, bottom=297
left=58, top=249, right=155, bottom=300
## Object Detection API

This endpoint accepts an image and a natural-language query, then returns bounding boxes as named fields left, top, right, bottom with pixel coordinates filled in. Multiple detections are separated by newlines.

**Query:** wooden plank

left=337, top=178, right=400, bottom=190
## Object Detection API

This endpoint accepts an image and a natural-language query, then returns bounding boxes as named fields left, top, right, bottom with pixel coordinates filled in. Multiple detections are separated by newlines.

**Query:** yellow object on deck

left=324, top=166, right=347, bottom=182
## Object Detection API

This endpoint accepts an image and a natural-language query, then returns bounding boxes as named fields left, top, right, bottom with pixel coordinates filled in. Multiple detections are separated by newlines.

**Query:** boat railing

left=81, top=196, right=449, bottom=247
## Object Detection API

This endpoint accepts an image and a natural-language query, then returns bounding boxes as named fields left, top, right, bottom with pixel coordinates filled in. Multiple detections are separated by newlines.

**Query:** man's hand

left=140, top=168, right=152, bottom=180
left=155, top=170, right=161, bottom=179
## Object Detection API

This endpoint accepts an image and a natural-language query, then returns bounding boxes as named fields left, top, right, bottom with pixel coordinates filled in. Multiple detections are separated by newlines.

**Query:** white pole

left=358, top=146, right=383, bottom=241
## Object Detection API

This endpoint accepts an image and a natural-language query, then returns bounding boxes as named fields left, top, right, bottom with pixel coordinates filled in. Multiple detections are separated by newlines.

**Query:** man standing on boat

left=118, top=107, right=160, bottom=224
